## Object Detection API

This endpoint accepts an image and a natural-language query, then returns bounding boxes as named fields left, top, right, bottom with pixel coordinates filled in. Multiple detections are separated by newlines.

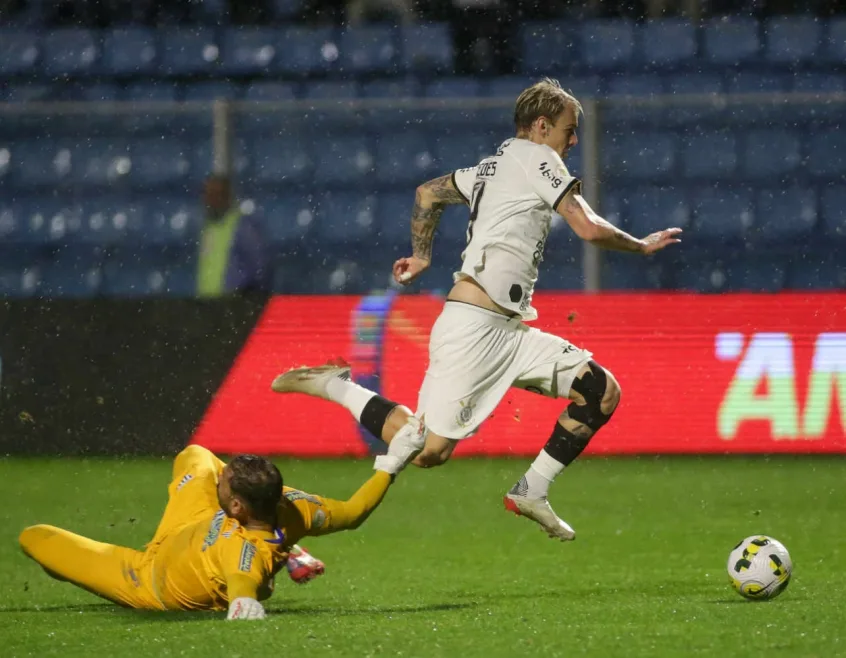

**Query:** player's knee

left=602, top=370, right=621, bottom=417
left=568, top=361, right=619, bottom=431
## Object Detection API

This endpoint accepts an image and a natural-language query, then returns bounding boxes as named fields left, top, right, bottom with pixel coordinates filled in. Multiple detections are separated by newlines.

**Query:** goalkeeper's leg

left=19, top=525, right=162, bottom=609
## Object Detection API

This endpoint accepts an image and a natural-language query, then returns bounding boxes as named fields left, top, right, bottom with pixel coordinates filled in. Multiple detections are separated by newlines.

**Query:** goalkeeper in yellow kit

left=19, top=405, right=425, bottom=620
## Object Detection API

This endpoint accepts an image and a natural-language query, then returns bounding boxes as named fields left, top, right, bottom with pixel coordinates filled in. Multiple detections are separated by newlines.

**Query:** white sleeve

left=450, top=167, right=476, bottom=205
left=526, top=147, right=580, bottom=210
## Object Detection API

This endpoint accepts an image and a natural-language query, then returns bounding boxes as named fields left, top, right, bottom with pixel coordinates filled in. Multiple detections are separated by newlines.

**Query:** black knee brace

left=567, top=361, right=613, bottom=431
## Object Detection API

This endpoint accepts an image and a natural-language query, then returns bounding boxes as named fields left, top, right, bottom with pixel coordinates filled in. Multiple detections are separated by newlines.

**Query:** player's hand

left=226, top=597, right=266, bottom=620
left=640, top=228, right=682, bottom=255
left=392, top=256, right=430, bottom=285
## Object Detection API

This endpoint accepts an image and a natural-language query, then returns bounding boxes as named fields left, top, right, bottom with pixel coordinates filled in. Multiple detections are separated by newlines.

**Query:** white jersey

left=450, top=138, right=579, bottom=321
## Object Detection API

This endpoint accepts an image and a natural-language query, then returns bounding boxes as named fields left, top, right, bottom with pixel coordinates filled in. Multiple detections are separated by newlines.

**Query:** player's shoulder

left=505, top=139, right=563, bottom=167
left=281, top=486, right=323, bottom=505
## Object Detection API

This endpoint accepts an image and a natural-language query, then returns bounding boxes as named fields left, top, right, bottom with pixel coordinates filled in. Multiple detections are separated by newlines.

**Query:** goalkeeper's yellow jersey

left=146, top=445, right=390, bottom=611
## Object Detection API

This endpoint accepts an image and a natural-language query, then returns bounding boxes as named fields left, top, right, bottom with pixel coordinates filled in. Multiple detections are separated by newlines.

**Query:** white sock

left=523, top=450, right=566, bottom=498
left=325, top=377, right=377, bottom=422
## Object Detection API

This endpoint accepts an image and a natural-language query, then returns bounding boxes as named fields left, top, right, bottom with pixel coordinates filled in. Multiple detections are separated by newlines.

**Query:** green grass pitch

left=1, top=456, right=844, bottom=657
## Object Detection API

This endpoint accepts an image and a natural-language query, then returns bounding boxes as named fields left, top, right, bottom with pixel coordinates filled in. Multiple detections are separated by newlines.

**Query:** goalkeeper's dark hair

left=228, top=454, right=283, bottom=525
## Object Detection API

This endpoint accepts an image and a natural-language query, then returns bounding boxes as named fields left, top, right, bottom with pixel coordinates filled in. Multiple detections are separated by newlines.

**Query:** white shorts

left=415, top=301, right=593, bottom=440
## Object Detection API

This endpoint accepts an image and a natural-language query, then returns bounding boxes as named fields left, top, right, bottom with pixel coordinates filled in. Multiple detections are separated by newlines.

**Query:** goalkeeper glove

left=226, top=597, right=266, bottom=621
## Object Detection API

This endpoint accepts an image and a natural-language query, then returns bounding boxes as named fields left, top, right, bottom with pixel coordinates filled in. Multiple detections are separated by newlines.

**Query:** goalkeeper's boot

left=503, top=478, right=576, bottom=542
left=286, top=545, right=325, bottom=584
left=271, top=359, right=351, bottom=399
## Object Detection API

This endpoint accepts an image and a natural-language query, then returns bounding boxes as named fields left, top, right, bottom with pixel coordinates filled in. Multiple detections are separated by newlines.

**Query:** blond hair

left=513, top=78, right=582, bottom=132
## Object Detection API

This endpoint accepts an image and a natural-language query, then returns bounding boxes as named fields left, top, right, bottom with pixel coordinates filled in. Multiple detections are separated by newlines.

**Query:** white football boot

left=504, top=477, right=576, bottom=541
left=270, top=359, right=351, bottom=399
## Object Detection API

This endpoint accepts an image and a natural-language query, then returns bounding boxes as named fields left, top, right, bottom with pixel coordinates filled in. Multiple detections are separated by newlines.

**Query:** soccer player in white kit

left=272, top=79, right=682, bottom=541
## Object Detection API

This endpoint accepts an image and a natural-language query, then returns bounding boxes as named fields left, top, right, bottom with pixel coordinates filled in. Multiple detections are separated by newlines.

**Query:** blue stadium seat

left=625, top=186, right=691, bottom=237
left=256, top=194, right=315, bottom=246
left=74, top=197, right=145, bottom=245
left=742, top=130, right=801, bottom=178
left=605, top=74, right=664, bottom=96
left=102, top=28, right=157, bottom=76
left=17, top=141, right=69, bottom=187
left=102, top=247, right=193, bottom=297
left=312, top=136, right=374, bottom=186
left=518, top=22, right=576, bottom=74
left=727, top=254, right=788, bottom=292
left=726, top=71, right=790, bottom=93
left=753, top=188, right=818, bottom=245
left=400, top=23, right=453, bottom=73
left=424, top=78, right=482, bottom=97
left=220, top=29, right=278, bottom=75
left=581, top=20, right=635, bottom=71
left=182, top=81, right=241, bottom=101
left=243, top=81, right=298, bottom=101
left=62, top=83, right=119, bottom=102
left=339, top=26, right=397, bottom=74
left=375, top=191, right=415, bottom=246
left=825, top=18, right=846, bottom=63
left=670, top=251, right=732, bottom=293
left=68, top=139, right=131, bottom=187
left=275, top=27, right=338, bottom=76
left=315, top=192, right=377, bottom=243
left=563, top=76, right=604, bottom=98
left=764, top=16, right=821, bottom=64
left=791, top=73, right=846, bottom=92
left=602, top=133, right=676, bottom=180
left=361, top=78, right=421, bottom=98
left=434, top=133, right=495, bottom=172
left=0, top=247, right=42, bottom=297
left=40, top=247, right=103, bottom=298
left=141, top=197, right=202, bottom=245
left=159, top=29, right=220, bottom=76
left=20, top=199, right=83, bottom=245
left=821, top=186, right=846, bottom=240
left=270, top=0, right=304, bottom=20
left=375, top=133, right=436, bottom=185
left=535, top=243, right=584, bottom=290
left=40, top=29, right=99, bottom=77
left=251, top=137, right=312, bottom=185
left=0, top=30, right=39, bottom=76
left=2, top=84, right=55, bottom=103
left=790, top=250, right=846, bottom=289
left=122, top=82, right=180, bottom=102
left=486, top=76, right=531, bottom=98
left=681, top=132, right=738, bottom=178
left=691, top=188, right=754, bottom=242
left=666, top=73, right=725, bottom=95
left=303, top=81, right=358, bottom=99
left=703, top=18, right=760, bottom=65
left=603, top=251, right=666, bottom=290
left=129, top=139, right=192, bottom=187
left=0, top=201, right=27, bottom=242
left=437, top=205, right=471, bottom=248
left=192, top=0, right=228, bottom=24
left=639, top=20, right=697, bottom=68
left=808, top=132, right=846, bottom=178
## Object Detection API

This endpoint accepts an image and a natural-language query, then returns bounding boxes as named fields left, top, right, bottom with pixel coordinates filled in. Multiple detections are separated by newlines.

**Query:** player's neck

left=244, top=519, right=274, bottom=533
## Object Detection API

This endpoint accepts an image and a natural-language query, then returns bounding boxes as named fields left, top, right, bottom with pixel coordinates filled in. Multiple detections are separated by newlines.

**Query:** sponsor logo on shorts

left=176, top=473, right=194, bottom=491
left=284, top=490, right=323, bottom=505
left=456, top=400, right=475, bottom=428
left=239, top=541, right=257, bottom=572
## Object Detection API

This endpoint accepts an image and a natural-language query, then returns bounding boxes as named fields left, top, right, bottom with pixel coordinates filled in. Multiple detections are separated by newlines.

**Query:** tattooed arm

left=393, top=174, right=467, bottom=285
left=410, top=174, right=468, bottom=262
left=556, top=191, right=682, bottom=256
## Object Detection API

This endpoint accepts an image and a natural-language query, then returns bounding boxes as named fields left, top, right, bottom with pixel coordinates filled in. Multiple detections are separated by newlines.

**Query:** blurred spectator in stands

left=452, top=0, right=517, bottom=74
left=197, top=175, right=269, bottom=298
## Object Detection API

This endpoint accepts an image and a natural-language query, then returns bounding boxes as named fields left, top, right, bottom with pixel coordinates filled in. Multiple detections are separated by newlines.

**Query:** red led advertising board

left=192, top=293, right=846, bottom=456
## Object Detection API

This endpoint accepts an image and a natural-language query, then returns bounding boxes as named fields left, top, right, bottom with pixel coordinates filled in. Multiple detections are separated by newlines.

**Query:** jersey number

left=467, top=181, right=486, bottom=244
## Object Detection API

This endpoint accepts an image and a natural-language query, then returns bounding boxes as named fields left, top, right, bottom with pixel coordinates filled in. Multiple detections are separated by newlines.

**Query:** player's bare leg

left=505, top=361, right=621, bottom=541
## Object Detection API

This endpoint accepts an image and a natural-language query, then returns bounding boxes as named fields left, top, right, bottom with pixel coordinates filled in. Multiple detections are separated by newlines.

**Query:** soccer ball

left=727, top=535, right=792, bottom=601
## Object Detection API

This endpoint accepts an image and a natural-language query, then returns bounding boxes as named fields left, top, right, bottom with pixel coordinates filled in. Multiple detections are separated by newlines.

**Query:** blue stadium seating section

left=1, top=17, right=845, bottom=296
